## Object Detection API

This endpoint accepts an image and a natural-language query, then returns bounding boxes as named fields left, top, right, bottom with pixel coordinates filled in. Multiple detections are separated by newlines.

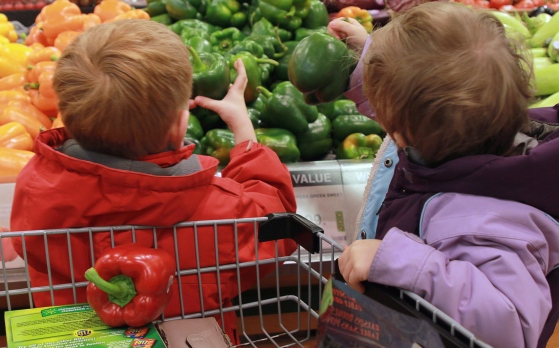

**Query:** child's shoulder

left=420, top=192, right=559, bottom=242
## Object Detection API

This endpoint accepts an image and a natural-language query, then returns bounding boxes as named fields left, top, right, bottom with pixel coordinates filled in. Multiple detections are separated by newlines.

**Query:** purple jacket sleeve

left=344, top=36, right=376, bottom=119
left=368, top=193, right=559, bottom=348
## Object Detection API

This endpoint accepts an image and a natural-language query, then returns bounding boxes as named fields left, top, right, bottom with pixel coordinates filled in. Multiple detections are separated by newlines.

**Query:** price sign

left=290, top=161, right=347, bottom=249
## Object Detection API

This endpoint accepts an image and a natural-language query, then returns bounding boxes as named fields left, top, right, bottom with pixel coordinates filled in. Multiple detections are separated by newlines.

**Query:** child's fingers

left=188, top=99, right=197, bottom=110
left=193, top=95, right=217, bottom=112
left=232, top=58, right=248, bottom=91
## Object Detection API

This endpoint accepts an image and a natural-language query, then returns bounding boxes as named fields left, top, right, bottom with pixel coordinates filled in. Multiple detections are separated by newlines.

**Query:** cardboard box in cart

left=5, top=304, right=166, bottom=348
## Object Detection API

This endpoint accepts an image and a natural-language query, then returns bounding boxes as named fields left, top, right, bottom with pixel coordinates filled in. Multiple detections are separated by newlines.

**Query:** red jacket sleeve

left=221, top=141, right=297, bottom=214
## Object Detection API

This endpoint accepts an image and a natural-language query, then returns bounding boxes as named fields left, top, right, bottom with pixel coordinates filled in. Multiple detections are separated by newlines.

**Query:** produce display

left=1, top=0, right=559, bottom=179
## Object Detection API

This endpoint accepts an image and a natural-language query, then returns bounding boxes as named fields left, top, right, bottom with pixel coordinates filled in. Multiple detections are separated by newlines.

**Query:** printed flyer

left=316, top=278, right=470, bottom=348
left=5, top=303, right=165, bottom=348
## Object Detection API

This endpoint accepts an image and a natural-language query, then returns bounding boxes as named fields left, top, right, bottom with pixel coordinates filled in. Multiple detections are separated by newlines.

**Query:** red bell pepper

left=84, top=244, right=176, bottom=328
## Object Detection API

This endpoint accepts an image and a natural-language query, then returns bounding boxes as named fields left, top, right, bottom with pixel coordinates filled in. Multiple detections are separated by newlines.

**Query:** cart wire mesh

left=0, top=213, right=491, bottom=347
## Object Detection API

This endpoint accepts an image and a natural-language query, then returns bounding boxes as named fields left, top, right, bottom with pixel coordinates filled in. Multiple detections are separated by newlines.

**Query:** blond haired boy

left=11, top=19, right=297, bottom=344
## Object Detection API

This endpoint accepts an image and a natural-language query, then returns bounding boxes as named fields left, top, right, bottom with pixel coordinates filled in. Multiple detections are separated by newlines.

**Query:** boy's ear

left=168, top=110, right=190, bottom=150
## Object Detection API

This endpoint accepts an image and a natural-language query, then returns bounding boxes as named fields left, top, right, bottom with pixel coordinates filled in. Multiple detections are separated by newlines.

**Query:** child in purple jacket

left=329, top=3, right=559, bottom=347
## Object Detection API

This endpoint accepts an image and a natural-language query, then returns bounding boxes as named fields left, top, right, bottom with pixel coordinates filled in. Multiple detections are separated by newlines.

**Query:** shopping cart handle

left=258, top=213, right=322, bottom=253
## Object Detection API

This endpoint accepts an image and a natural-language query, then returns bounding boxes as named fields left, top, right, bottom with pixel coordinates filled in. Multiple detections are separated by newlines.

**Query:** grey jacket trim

left=59, top=139, right=202, bottom=176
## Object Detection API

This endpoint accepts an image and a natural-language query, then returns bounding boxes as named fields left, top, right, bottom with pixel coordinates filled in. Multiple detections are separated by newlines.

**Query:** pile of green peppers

left=145, top=0, right=384, bottom=165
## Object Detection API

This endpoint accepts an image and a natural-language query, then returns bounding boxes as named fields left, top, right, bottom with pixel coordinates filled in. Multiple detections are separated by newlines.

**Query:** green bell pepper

left=205, top=0, right=247, bottom=28
left=226, top=40, right=265, bottom=58
left=184, top=134, right=204, bottom=154
left=201, top=128, right=235, bottom=166
left=191, top=107, right=226, bottom=132
left=255, top=128, right=300, bottom=163
left=210, top=27, right=246, bottom=54
left=317, top=99, right=360, bottom=121
left=245, top=18, right=288, bottom=59
left=336, top=133, right=383, bottom=160
left=169, top=19, right=220, bottom=35
left=187, top=114, right=204, bottom=140
left=258, top=0, right=311, bottom=31
left=296, top=113, right=332, bottom=161
left=165, top=0, right=206, bottom=21
left=258, top=81, right=318, bottom=134
left=294, top=26, right=327, bottom=42
left=228, top=51, right=276, bottom=103
left=277, top=28, right=293, bottom=42
left=151, top=13, right=173, bottom=25
left=247, top=107, right=262, bottom=128
left=247, top=91, right=268, bottom=112
left=289, top=32, right=357, bottom=105
left=188, top=46, right=231, bottom=100
left=301, top=0, right=329, bottom=29
left=143, top=0, right=167, bottom=17
left=258, top=54, right=277, bottom=87
left=332, top=115, right=383, bottom=143
left=273, top=40, right=298, bottom=82
left=181, top=28, right=213, bottom=53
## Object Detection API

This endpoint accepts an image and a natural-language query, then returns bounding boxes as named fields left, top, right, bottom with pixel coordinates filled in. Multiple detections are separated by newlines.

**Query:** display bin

left=0, top=213, right=492, bottom=347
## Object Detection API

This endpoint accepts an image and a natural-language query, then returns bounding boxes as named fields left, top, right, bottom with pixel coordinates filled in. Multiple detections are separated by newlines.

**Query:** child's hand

left=337, top=239, right=382, bottom=293
left=327, top=17, right=368, bottom=52
left=193, top=59, right=257, bottom=145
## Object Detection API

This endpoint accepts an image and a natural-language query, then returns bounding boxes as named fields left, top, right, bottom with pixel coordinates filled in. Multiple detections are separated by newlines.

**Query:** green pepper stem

left=257, top=86, right=272, bottom=98
left=285, top=6, right=295, bottom=18
left=84, top=267, right=137, bottom=308
left=187, top=46, right=207, bottom=72
left=255, top=58, right=279, bottom=66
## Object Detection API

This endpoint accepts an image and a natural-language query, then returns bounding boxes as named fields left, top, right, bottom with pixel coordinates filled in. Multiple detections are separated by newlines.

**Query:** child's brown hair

left=53, top=19, right=192, bottom=159
left=363, top=2, right=532, bottom=166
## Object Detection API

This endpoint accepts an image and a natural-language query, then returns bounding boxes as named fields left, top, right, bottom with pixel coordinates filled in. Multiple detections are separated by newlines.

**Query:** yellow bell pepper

left=0, top=43, right=34, bottom=79
left=0, top=147, right=35, bottom=180
left=0, top=122, right=33, bottom=151
left=0, top=15, right=18, bottom=43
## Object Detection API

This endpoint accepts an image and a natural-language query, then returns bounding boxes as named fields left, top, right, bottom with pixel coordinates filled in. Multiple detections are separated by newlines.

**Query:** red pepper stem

left=84, top=267, right=137, bottom=308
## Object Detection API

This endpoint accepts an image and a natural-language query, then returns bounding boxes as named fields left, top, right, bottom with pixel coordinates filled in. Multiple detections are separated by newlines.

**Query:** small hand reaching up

left=327, top=17, right=369, bottom=52
left=193, top=59, right=257, bottom=145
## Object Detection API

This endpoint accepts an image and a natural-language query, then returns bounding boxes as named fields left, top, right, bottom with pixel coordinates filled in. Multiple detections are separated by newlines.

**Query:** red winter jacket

left=10, top=128, right=297, bottom=343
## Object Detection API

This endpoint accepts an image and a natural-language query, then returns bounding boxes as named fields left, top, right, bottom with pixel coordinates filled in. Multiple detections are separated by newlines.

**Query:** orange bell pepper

left=83, top=13, right=102, bottom=31
left=336, top=6, right=373, bottom=33
left=0, top=122, right=33, bottom=151
left=0, top=73, right=27, bottom=92
left=7, top=100, right=53, bottom=129
left=0, top=90, right=31, bottom=106
left=26, top=60, right=57, bottom=85
left=35, top=0, right=82, bottom=24
left=51, top=116, right=64, bottom=129
left=54, top=31, right=82, bottom=53
left=0, top=147, right=35, bottom=179
left=28, top=89, right=58, bottom=118
left=42, top=14, right=89, bottom=41
left=94, top=0, right=132, bottom=23
left=28, top=43, right=46, bottom=51
left=25, top=25, right=50, bottom=47
left=107, top=9, right=151, bottom=22
left=0, top=106, right=46, bottom=140
left=27, top=46, right=61, bottom=66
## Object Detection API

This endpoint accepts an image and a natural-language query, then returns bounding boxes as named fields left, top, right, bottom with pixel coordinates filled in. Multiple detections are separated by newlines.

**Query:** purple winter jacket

left=345, top=36, right=559, bottom=348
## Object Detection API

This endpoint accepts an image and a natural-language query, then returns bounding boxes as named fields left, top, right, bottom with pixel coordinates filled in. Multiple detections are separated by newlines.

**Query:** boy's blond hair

left=53, top=19, right=192, bottom=159
left=363, top=2, right=532, bottom=166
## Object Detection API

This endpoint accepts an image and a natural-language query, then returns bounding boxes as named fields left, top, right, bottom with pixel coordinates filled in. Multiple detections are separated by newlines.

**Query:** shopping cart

left=0, top=213, right=491, bottom=347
